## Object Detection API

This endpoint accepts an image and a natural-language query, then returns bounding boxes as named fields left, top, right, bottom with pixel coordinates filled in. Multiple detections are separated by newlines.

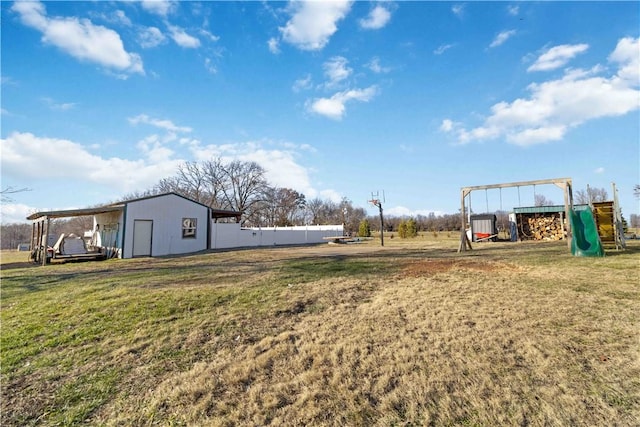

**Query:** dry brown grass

left=2, top=237, right=639, bottom=426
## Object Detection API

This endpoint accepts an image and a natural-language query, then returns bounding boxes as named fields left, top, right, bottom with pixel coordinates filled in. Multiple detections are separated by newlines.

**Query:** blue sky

left=2, top=1, right=639, bottom=224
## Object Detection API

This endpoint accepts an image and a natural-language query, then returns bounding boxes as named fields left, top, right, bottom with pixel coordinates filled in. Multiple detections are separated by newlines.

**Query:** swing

left=498, top=188, right=509, bottom=238
left=514, top=185, right=533, bottom=240
left=485, top=189, right=489, bottom=214
left=458, top=178, right=573, bottom=253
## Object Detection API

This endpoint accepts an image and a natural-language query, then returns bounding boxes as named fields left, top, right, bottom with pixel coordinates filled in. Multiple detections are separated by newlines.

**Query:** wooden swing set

left=458, top=178, right=573, bottom=252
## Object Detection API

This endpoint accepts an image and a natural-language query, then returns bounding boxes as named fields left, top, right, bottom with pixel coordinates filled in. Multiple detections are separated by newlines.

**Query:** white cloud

left=439, top=119, right=455, bottom=132
left=441, top=37, right=640, bottom=146
left=323, top=56, right=352, bottom=87
left=11, top=1, right=144, bottom=76
left=204, top=58, right=217, bottom=74
left=452, top=4, right=465, bottom=17
left=267, top=37, right=280, bottom=54
left=489, top=30, right=516, bottom=48
left=167, top=25, right=200, bottom=48
left=41, top=97, right=76, bottom=111
left=528, top=43, right=589, bottom=72
left=594, top=167, right=605, bottom=174
left=138, top=26, right=166, bottom=48
left=189, top=139, right=321, bottom=200
left=244, top=148, right=314, bottom=196
left=136, top=134, right=175, bottom=163
left=307, top=86, right=378, bottom=120
left=128, top=114, right=192, bottom=133
left=0, top=132, right=335, bottom=219
left=367, top=56, right=391, bottom=73
left=359, top=5, right=391, bottom=30
left=434, top=44, right=454, bottom=55
left=609, top=37, right=640, bottom=83
left=280, top=0, right=352, bottom=51
left=140, top=0, right=176, bottom=17
left=386, top=206, right=444, bottom=217
left=0, top=203, right=34, bottom=225
left=198, top=29, right=220, bottom=43
left=292, top=74, right=313, bottom=92
left=100, top=10, right=131, bottom=27
left=319, top=189, right=342, bottom=203
left=0, top=132, right=180, bottom=192
left=507, top=5, right=519, bottom=16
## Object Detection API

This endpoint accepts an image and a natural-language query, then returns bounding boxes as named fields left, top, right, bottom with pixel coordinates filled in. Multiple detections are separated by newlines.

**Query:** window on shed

left=182, top=218, right=197, bottom=238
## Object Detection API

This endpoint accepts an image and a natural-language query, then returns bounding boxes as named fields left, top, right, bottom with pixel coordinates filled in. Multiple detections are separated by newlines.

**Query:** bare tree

left=534, top=194, right=554, bottom=206
left=201, top=158, right=226, bottom=208
left=575, top=187, right=609, bottom=204
left=0, top=222, right=31, bottom=249
left=220, top=160, right=267, bottom=224
left=1, top=186, right=31, bottom=203
left=175, top=161, right=207, bottom=202
left=154, top=176, right=182, bottom=195
left=259, top=187, right=306, bottom=226
left=318, top=199, right=341, bottom=224
left=305, top=197, right=325, bottom=225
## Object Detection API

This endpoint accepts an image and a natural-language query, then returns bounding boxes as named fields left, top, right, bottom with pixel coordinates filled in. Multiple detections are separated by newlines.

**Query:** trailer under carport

left=27, top=205, right=124, bottom=266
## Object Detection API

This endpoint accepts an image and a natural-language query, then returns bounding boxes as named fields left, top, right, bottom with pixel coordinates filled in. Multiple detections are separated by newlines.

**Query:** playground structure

left=458, top=178, right=626, bottom=256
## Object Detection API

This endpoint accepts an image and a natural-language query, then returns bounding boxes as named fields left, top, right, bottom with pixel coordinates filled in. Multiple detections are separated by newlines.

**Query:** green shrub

left=398, top=218, right=418, bottom=238
left=358, top=219, right=371, bottom=237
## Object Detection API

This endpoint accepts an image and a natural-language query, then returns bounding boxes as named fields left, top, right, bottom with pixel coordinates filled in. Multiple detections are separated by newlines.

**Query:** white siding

left=211, top=223, right=343, bottom=249
left=122, top=194, right=209, bottom=258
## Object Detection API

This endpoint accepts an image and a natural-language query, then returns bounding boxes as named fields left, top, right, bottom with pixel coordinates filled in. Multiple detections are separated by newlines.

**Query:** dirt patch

left=401, top=258, right=505, bottom=277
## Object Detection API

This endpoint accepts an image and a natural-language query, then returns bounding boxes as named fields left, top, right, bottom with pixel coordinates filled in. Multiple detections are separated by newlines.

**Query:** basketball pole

left=369, top=196, right=384, bottom=247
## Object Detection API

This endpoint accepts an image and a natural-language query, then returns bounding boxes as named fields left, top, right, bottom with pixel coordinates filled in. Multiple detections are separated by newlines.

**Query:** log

left=520, top=213, right=565, bottom=241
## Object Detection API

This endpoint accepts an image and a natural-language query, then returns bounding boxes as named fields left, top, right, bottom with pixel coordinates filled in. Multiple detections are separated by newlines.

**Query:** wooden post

left=36, top=220, right=43, bottom=264
left=30, top=221, right=35, bottom=255
left=563, top=181, right=573, bottom=250
left=458, top=189, right=472, bottom=252
left=42, top=217, right=50, bottom=266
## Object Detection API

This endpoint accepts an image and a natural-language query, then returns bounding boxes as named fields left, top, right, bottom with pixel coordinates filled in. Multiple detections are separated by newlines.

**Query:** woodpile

left=519, top=214, right=565, bottom=241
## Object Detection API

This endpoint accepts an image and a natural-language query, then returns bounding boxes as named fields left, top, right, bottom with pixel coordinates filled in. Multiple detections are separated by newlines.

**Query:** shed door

left=132, top=220, right=153, bottom=257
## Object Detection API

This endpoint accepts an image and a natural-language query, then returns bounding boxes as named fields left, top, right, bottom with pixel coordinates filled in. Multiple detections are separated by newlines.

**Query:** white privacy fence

left=211, top=223, right=344, bottom=249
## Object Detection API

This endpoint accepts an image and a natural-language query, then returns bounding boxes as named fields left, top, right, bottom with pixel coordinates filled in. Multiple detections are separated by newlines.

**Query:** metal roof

left=26, top=205, right=124, bottom=220
left=513, top=204, right=589, bottom=214
left=26, top=192, right=242, bottom=221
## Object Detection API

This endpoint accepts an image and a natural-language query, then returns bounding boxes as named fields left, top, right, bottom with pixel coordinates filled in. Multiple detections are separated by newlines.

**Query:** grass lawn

left=1, top=235, right=639, bottom=426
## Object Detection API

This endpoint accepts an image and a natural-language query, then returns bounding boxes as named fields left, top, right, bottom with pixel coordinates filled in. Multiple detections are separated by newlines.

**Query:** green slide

left=569, top=208, right=605, bottom=257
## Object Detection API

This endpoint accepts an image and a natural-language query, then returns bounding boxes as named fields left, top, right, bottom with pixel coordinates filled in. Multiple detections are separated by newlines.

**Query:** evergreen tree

left=358, top=219, right=371, bottom=237
left=398, top=218, right=418, bottom=238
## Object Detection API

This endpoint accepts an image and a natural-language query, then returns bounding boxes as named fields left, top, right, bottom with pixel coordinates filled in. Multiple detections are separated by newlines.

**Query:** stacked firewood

left=520, top=214, right=565, bottom=241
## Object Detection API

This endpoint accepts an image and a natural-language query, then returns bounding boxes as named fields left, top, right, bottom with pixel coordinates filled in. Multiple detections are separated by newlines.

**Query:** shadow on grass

left=602, top=243, right=640, bottom=257
left=0, top=261, right=39, bottom=271
left=7, top=239, right=635, bottom=300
